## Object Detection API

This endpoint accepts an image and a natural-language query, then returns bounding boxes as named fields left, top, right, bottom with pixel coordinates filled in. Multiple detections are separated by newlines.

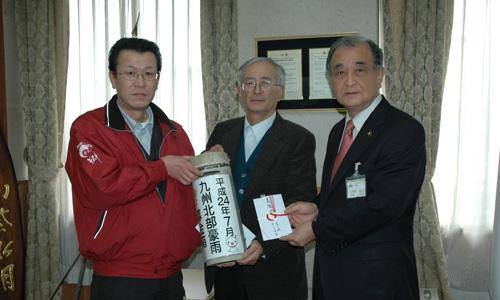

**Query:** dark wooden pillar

left=0, top=1, right=24, bottom=298
left=0, top=0, right=7, bottom=138
left=0, top=129, right=25, bottom=299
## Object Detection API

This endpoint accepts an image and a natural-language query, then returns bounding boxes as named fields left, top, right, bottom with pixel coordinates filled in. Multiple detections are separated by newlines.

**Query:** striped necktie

left=330, top=120, right=354, bottom=184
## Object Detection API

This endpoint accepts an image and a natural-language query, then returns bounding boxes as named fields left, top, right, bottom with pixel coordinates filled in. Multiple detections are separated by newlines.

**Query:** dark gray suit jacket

left=205, top=113, right=317, bottom=300
left=312, top=97, right=425, bottom=300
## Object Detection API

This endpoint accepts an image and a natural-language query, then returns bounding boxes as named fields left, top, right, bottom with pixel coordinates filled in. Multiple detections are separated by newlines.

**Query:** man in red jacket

left=65, top=37, right=202, bottom=300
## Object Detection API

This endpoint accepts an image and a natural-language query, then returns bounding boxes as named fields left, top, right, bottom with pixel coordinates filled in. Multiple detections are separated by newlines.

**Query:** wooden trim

left=0, top=129, right=24, bottom=298
left=0, top=0, right=7, bottom=138
left=62, top=283, right=90, bottom=300
left=17, top=180, right=28, bottom=238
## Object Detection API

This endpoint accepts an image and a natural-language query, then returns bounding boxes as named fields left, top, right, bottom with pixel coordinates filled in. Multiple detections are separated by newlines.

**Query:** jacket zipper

left=158, top=128, right=176, bottom=209
left=130, top=136, right=167, bottom=208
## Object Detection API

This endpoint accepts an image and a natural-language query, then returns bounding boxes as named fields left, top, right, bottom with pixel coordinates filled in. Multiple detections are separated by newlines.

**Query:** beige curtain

left=15, top=0, right=69, bottom=298
left=382, top=0, right=454, bottom=299
left=200, top=0, right=239, bottom=134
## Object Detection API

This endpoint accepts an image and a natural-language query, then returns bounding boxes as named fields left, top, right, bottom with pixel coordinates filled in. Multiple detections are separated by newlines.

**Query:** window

left=60, top=0, right=205, bottom=284
left=433, top=0, right=500, bottom=296
left=65, top=0, right=205, bottom=153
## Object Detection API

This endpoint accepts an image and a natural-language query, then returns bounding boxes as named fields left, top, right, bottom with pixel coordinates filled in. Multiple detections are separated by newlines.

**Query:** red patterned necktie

left=330, top=120, right=354, bottom=184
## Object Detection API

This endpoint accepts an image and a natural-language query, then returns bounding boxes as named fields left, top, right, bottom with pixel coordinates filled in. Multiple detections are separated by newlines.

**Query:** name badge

left=346, top=162, right=366, bottom=199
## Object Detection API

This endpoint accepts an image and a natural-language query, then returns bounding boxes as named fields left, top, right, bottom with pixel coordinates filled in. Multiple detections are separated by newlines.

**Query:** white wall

left=238, top=0, right=379, bottom=184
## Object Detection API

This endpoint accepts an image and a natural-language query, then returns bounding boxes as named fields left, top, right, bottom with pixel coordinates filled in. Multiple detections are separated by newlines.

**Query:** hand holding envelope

left=284, top=201, right=319, bottom=227
left=279, top=201, right=318, bottom=247
left=216, top=194, right=314, bottom=268
left=279, top=222, right=316, bottom=247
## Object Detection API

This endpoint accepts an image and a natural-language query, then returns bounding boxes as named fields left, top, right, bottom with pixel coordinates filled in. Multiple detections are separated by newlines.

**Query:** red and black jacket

left=65, top=95, right=200, bottom=279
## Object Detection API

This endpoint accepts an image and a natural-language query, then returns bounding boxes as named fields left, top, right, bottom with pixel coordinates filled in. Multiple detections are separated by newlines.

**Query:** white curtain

left=433, top=0, right=500, bottom=298
left=59, top=0, right=205, bottom=284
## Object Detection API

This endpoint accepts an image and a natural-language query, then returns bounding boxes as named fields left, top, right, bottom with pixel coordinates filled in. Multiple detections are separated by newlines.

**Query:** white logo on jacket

left=77, top=142, right=101, bottom=164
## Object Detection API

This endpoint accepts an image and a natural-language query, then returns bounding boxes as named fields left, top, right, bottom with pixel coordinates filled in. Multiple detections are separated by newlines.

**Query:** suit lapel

left=222, top=118, right=244, bottom=167
left=328, top=98, right=389, bottom=192
left=244, top=114, right=286, bottom=198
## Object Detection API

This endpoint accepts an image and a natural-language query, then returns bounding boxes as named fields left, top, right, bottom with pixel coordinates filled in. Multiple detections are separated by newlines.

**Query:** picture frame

left=255, top=33, right=355, bottom=110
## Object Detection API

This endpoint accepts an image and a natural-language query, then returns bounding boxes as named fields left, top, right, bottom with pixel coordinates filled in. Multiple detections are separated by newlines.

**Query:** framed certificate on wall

left=256, top=33, right=355, bottom=110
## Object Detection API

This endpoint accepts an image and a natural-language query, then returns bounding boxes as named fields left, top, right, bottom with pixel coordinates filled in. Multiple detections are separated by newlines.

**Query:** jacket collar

left=236, top=113, right=288, bottom=202
left=327, top=97, right=389, bottom=191
left=104, top=94, right=176, bottom=131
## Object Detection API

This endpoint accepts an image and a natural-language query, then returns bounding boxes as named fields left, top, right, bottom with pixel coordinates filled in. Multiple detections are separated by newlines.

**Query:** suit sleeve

left=205, top=123, right=223, bottom=150
left=312, top=119, right=426, bottom=252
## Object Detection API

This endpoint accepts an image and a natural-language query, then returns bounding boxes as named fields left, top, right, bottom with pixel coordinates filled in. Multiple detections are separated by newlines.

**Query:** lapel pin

left=367, top=131, right=372, bottom=137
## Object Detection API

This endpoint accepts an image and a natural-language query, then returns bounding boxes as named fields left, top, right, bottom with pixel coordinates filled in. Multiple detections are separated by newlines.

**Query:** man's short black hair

left=108, top=37, right=162, bottom=73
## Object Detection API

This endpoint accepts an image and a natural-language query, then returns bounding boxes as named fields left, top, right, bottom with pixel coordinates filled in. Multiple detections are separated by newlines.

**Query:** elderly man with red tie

left=281, top=35, right=426, bottom=300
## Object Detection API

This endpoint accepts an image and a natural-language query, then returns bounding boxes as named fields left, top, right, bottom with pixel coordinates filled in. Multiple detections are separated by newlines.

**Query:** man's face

left=238, top=61, right=284, bottom=124
left=329, top=43, right=384, bottom=117
left=109, top=50, right=159, bottom=121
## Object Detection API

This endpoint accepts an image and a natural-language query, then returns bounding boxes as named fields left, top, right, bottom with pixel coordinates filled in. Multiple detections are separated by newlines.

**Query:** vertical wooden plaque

left=0, top=129, right=25, bottom=299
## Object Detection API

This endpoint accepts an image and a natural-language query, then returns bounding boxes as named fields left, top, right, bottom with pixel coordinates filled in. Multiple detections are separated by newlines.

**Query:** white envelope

left=253, top=194, right=292, bottom=241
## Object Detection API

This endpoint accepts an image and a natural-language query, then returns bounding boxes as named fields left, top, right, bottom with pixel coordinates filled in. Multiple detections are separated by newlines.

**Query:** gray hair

left=325, top=35, right=384, bottom=73
left=237, top=57, right=285, bottom=85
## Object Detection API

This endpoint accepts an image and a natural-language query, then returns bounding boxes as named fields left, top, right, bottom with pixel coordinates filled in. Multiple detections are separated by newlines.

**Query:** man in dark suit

left=204, top=57, right=317, bottom=300
left=281, top=35, right=426, bottom=300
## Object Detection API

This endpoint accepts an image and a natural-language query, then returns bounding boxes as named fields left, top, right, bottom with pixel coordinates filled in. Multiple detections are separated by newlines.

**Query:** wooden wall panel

left=0, top=0, right=7, bottom=138
left=0, top=129, right=24, bottom=299
left=16, top=181, right=27, bottom=239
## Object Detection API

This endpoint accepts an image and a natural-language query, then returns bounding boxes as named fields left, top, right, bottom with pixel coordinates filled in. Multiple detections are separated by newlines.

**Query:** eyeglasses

left=240, top=80, right=281, bottom=92
left=116, top=70, right=159, bottom=81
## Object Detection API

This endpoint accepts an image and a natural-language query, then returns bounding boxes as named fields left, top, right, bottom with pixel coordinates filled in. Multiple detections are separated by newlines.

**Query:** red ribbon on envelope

left=266, top=194, right=288, bottom=221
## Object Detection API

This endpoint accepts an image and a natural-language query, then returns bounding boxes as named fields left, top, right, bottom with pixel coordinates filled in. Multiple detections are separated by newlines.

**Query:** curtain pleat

left=14, top=0, right=69, bottom=298
left=200, top=0, right=239, bottom=134
left=383, top=0, right=454, bottom=299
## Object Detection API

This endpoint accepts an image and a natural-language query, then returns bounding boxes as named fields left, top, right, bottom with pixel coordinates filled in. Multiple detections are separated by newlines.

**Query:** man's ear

left=154, top=74, right=160, bottom=91
left=109, top=71, right=117, bottom=89
left=279, top=85, right=285, bottom=101
left=234, top=82, right=241, bottom=96
left=377, top=67, right=385, bottom=83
